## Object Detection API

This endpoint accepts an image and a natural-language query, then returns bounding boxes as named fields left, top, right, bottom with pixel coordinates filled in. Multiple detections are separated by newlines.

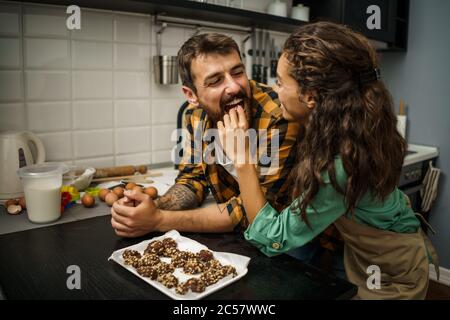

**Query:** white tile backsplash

left=0, top=3, right=21, bottom=36
left=73, top=71, right=113, bottom=99
left=37, top=131, right=73, bottom=161
left=0, top=2, right=284, bottom=166
left=0, top=38, right=21, bottom=68
left=25, top=38, right=70, bottom=69
left=0, top=71, right=23, bottom=101
left=115, top=127, right=150, bottom=154
left=27, top=101, right=71, bottom=132
left=26, top=70, right=70, bottom=101
left=152, top=149, right=173, bottom=164
left=114, top=72, right=150, bottom=98
left=24, top=5, right=68, bottom=37
left=114, top=14, right=150, bottom=43
left=151, top=98, right=183, bottom=125
left=152, top=124, right=176, bottom=151
left=74, top=156, right=114, bottom=168
left=71, top=10, right=113, bottom=41
left=0, top=103, right=25, bottom=130
left=151, top=82, right=185, bottom=100
left=152, top=26, right=185, bottom=47
left=72, top=40, right=113, bottom=69
left=114, top=43, right=150, bottom=70
left=74, top=129, right=113, bottom=158
left=115, top=100, right=150, bottom=127
left=116, top=152, right=151, bottom=166
left=73, top=100, right=113, bottom=129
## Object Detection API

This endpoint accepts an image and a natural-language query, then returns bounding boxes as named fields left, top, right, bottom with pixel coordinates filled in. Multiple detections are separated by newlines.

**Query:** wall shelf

left=14, top=0, right=306, bottom=34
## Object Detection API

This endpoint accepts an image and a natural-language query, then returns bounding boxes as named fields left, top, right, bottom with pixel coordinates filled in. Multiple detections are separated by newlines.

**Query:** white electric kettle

left=0, top=131, right=46, bottom=199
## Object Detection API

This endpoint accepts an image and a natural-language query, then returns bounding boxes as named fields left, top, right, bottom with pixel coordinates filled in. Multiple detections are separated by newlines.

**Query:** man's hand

left=110, top=189, right=161, bottom=238
left=217, top=105, right=250, bottom=168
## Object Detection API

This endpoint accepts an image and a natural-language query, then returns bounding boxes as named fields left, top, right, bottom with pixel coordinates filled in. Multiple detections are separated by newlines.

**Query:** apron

left=333, top=215, right=439, bottom=299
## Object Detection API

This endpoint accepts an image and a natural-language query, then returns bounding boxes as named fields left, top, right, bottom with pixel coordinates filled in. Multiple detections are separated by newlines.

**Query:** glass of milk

left=17, top=163, right=67, bottom=223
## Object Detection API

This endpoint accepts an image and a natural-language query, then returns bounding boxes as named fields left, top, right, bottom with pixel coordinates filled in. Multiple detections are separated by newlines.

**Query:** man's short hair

left=177, top=33, right=241, bottom=92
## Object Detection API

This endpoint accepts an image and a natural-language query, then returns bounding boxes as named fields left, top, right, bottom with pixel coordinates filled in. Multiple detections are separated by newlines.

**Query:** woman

left=217, top=21, right=438, bottom=299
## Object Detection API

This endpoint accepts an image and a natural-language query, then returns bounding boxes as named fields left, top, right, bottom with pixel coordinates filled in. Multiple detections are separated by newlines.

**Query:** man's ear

left=182, top=85, right=199, bottom=106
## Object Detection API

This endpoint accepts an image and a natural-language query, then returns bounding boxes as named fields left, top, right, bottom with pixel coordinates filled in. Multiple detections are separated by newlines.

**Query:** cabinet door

left=343, top=0, right=397, bottom=43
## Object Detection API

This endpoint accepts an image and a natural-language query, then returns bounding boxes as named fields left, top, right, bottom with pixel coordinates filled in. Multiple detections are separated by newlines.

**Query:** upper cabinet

left=294, top=0, right=409, bottom=51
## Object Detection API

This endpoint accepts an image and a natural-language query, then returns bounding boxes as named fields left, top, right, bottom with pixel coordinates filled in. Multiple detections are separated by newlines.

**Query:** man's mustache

left=220, top=90, right=248, bottom=106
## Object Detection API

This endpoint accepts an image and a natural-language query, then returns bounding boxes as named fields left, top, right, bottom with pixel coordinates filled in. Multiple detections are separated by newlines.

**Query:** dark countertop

left=0, top=215, right=357, bottom=300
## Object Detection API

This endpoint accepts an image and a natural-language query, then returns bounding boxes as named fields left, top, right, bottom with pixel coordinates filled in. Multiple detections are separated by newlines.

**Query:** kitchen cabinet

left=11, top=0, right=307, bottom=34
left=295, top=0, right=409, bottom=51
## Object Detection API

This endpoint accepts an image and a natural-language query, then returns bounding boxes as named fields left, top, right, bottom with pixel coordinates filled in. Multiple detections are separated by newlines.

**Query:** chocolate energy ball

left=161, top=246, right=179, bottom=258
left=144, top=240, right=165, bottom=255
left=162, top=237, right=177, bottom=249
left=204, top=259, right=223, bottom=270
left=175, top=284, right=188, bottom=295
left=170, top=255, right=188, bottom=268
left=157, top=273, right=179, bottom=289
left=183, top=258, right=205, bottom=274
left=122, top=249, right=141, bottom=260
left=154, top=262, right=175, bottom=275
left=184, top=278, right=206, bottom=293
left=196, top=249, right=214, bottom=262
left=138, top=253, right=160, bottom=267
left=124, top=256, right=141, bottom=268
left=175, top=250, right=196, bottom=260
left=200, top=269, right=224, bottom=286
left=136, top=266, right=159, bottom=280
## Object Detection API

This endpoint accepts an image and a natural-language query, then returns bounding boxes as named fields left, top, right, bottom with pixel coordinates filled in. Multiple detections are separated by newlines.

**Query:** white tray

left=109, top=230, right=251, bottom=300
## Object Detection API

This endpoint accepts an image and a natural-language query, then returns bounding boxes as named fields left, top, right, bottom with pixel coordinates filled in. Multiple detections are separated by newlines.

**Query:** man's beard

left=202, top=90, right=253, bottom=127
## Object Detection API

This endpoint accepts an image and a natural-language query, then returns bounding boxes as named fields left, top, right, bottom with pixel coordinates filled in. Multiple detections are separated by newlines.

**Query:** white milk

left=18, top=162, right=66, bottom=223
left=24, top=185, right=61, bottom=223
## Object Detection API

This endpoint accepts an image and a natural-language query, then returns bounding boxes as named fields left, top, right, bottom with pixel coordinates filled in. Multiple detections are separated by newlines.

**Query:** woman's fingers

left=228, top=108, right=239, bottom=128
left=223, top=113, right=231, bottom=128
left=237, top=105, right=248, bottom=129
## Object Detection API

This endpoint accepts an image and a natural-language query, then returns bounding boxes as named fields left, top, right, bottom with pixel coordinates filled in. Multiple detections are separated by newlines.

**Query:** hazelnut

left=113, top=186, right=124, bottom=198
left=5, top=199, right=18, bottom=207
left=81, top=193, right=95, bottom=208
left=18, top=197, right=26, bottom=209
left=143, top=187, right=158, bottom=199
left=132, top=185, right=143, bottom=193
left=98, top=188, right=110, bottom=201
left=125, top=182, right=137, bottom=190
left=7, top=204, right=22, bottom=215
left=105, top=192, right=118, bottom=207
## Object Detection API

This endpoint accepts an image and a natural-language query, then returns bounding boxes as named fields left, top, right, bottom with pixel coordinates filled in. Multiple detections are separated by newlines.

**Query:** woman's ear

left=304, top=92, right=316, bottom=110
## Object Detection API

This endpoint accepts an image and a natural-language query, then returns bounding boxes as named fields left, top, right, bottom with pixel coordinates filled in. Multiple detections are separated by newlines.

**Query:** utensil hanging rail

left=154, top=15, right=252, bottom=35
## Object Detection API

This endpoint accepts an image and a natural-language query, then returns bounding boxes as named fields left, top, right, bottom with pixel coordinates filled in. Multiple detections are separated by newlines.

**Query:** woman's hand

left=217, top=106, right=250, bottom=168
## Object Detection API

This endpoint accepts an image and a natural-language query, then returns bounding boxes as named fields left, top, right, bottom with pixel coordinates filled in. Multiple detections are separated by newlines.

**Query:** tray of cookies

left=109, top=230, right=251, bottom=300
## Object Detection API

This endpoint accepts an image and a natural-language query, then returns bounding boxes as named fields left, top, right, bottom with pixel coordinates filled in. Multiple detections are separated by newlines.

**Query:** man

left=111, top=33, right=298, bottom=237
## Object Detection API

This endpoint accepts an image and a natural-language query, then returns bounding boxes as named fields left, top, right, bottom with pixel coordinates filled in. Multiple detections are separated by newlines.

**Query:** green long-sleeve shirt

left=244, top=157, right=420, bottom=257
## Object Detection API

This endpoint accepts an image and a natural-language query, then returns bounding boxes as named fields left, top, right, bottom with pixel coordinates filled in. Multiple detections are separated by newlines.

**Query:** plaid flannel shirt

left=175, top=80, right=299, bottom=230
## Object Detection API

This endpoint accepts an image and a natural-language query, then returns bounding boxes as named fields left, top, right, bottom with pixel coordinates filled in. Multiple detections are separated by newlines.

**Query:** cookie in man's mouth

left=222, top=98, right=244, bottom=114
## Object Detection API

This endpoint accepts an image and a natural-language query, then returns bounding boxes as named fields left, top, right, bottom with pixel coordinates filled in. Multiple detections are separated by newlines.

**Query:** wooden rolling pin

left=75, top=165, right=148, bottom=179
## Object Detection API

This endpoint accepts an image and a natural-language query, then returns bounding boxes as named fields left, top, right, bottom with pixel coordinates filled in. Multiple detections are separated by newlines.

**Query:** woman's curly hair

left=284, top=21, right=406, bottom=224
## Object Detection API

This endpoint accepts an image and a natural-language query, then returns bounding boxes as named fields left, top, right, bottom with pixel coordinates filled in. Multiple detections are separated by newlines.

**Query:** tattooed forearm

left=154, top=184, right=199, bottom=210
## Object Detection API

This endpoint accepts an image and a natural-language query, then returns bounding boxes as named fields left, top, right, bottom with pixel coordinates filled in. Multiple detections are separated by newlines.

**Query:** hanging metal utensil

left=263, top=31, right=270, bottom=84
left=153, top=22, right=179, bottom=85
left=256, top=29, right=263, bottom=83
left=251, top=29, right=257, bottom=81
left=270, top=37, right=277, bottom=78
